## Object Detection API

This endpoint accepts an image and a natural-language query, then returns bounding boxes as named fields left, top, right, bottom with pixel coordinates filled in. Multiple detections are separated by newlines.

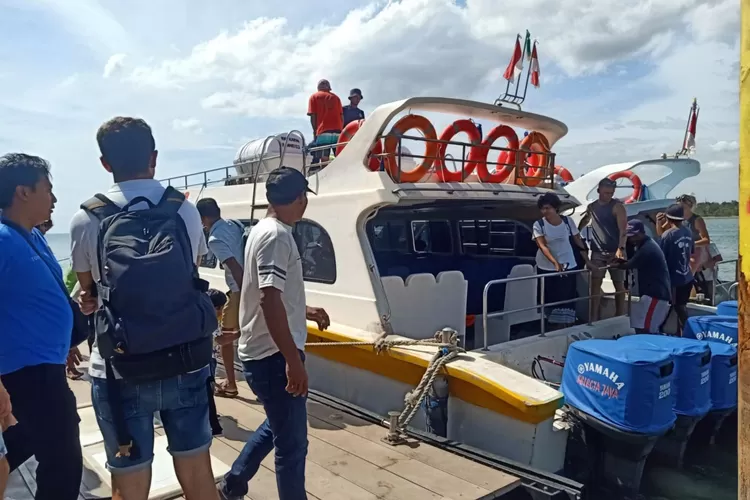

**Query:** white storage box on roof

left=233, top=132, right=312, bottom=178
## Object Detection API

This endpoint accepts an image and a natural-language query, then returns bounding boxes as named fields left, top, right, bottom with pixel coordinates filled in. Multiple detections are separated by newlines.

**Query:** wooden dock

left=7, top=360, right=521, bottom=499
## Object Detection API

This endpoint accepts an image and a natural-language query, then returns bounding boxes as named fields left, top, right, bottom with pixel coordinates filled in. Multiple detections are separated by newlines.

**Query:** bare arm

left=577, top=211, right=591, bottom=231
left=222, top=256, right=244, bottom=289
left=76, top=270, right=98, bottom=315
left=694, top=217, right=710, bottom=247
left=534, top=236, right=560, bottom=270
left=572, top=233, right=592, bottom=266
left=613, top=203, right=628, bottom=249
left=309, top=115, right=316, bottom=137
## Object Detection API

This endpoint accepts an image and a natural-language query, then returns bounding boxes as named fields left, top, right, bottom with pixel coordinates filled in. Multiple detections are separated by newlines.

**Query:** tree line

left=694, top=201, right=739, bottom=217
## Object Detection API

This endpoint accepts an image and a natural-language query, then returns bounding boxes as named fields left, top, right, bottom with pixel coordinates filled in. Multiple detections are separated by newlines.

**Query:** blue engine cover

left=705, top=342, right=738, bottom=410
left=562, top=339, right=676, bottom=435
left=683, top=315, right=738, bottom=345
left=716, top=300, right=737, bottom=317
left=617, top=335, right=712, bottom=418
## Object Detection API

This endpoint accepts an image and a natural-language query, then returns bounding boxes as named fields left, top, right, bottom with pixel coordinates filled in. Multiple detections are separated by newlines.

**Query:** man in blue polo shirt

left=342, top=88, right=365, bottom=126
left=0, top=153, right=83, bottom=499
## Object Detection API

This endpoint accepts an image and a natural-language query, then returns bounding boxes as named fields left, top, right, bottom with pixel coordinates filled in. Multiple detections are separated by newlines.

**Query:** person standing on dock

left=577, top=177, right=628, bottom=321
left=0, top=153, right=83, bottom=499
left=656, top=204, right=695, bottom=335
left=219, top=167, right=330, bottom=500
left=197, top=198, right=244, bottom=400
left=70, top=117, right=220, bottom=500
left=615, top=219, right=672, bottom=333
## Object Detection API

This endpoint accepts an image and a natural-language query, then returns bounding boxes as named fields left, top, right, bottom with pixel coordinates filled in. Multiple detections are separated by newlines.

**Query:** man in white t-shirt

left=69, top=117, right=219, bottom=500
left=219, top=167, right=330, bottom=500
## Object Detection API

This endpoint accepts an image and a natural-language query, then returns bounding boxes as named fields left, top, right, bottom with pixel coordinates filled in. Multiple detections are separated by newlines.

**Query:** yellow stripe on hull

left=307, top=327, right=563, bottom=425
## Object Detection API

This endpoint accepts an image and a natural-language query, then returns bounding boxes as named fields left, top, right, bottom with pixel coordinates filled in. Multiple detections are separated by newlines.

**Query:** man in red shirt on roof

left=307, top=79, right=343, bottom=166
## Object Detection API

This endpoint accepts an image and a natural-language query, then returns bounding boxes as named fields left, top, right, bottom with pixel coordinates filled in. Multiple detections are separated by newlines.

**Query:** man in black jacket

left=617, top=219, right=672, bottom=333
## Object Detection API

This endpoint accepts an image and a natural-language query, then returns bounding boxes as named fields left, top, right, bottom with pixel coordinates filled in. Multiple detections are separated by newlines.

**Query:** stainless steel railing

left=712, top=258, right=739, bottom=305
left=481, top=266, right=630, bottom=351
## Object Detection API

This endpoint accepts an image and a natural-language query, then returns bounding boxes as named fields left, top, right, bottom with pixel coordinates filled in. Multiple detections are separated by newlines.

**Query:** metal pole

left=739, top=2, right=750, bottom=495
left=539, top=275, right=546, bottom=337
left=587, top=268, right=594, bottom=326
left=482, top=284, right=490, bottom=351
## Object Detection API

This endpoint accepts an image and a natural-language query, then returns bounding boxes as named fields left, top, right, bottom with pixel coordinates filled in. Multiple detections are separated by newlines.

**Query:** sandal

left=214, top=381, right=238, bottom=399
left=66, top=367, right=84, bottom=380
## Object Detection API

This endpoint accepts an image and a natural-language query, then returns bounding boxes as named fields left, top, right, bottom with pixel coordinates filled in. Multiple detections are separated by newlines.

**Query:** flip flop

left=66, top=368, right=84, bottom=381
left=214, top=382, right=238, bottom=399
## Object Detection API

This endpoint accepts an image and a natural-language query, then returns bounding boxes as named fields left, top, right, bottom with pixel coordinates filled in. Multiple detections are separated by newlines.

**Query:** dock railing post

left=739, top=2, right=749, bottom=495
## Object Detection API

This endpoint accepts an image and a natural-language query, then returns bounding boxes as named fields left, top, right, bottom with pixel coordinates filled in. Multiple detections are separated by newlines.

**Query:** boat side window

left=370, top=220, right=409, bottom=253
left=292, top=219, right=337, bottom=284
left=411, top=220, right=452, bottom=254
left=459, top=219, right=535, bottom=256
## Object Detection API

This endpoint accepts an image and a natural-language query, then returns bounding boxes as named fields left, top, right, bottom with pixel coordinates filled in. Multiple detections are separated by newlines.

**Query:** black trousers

left=3, top=363, right=83, bottom=500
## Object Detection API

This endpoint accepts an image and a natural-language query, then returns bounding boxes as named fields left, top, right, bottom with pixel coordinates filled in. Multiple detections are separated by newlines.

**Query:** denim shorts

left=91, top=366, right=213, bottom=474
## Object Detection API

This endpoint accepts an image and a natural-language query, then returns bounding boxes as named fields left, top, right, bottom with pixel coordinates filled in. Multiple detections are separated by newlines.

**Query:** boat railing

left=481, top=266, right=631, bottom=350
left=712, top=258, right=739, bottom=305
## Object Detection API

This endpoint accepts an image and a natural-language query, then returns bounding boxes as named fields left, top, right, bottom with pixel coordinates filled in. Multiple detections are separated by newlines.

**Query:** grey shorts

left=590, top=252, right=625, bottom=282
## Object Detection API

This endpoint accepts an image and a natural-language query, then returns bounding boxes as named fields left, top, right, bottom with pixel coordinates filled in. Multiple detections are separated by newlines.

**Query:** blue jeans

left=221, top=352, right=308, bottom=499
left=91, top=366, right=213, bottom=474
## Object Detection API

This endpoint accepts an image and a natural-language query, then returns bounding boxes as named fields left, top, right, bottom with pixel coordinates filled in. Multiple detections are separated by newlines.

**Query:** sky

left=0, top=0, right=740, bottom=229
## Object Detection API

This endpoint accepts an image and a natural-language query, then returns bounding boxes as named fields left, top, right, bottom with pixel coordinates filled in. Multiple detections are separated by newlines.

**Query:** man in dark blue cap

left=342, top=88, right=365, bottom=126
left=656, top=203, right=695, bottom=333
left=615, top=219, right=672, bottom=333
left=219, top=166, right=330, bottom=500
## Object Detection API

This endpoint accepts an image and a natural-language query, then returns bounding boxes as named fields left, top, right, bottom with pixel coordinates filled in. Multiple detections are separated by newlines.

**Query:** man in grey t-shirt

left=197, top=198, right=244, bottom=397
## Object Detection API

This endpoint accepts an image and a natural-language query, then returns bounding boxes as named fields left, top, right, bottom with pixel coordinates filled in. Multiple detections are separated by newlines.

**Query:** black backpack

left=229, top=218, right=252, bottom=257
left=81, top=186, right=217, bottom=382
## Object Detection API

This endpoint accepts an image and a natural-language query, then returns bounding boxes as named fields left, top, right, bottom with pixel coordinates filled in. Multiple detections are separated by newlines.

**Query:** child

left=206, top=289, right=228, bottom=436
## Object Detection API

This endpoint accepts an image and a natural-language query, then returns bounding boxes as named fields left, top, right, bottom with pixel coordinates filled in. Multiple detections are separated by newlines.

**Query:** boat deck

left=7, top=357, right=521, bottom=499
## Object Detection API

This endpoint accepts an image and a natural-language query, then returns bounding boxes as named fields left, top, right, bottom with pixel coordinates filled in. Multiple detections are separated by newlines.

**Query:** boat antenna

left=673, top=98, right=699, bottom=158
left=494, top=30, right=540, bottom=110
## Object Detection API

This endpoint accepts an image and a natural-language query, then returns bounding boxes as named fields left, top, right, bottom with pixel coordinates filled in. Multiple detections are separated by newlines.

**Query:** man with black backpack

left=69, top=117, right=220, bottom=500
left=196, top=197, right=245, bottom=399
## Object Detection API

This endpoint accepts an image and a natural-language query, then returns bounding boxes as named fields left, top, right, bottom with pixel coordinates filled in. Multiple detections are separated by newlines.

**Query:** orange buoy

left=435, top=119, right=482, bottom=182
left=383, top=114, right=438, bottom=183
left=336, top=119, right=383, bottom=172
left=554, top=165, right=574, bottom=183
left=473, top=125, right=519, bottom=183
left=607, top=171, right=643, bottom=204
left=517, top=132, right=550, bottom=186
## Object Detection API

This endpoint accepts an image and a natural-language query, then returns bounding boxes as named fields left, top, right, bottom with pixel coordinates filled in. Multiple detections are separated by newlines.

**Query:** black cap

left=266, top=167, right=315, bottom=205
left=666, top=203, right=685, bottom=221
left=626, top=219, right=645, bottom=236
left=349, top=88, right=363, bottom=100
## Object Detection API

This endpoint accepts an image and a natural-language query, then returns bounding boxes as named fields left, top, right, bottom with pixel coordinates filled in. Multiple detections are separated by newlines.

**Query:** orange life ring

left=517, top=132, right=550, bottom=186
left=607, top=171, right=643, bottom=204
left=435, top=119, right=482, bottom=182
left=336, top=119, right=382, bottom=172
left=383, top=114, right=438, bottom=182
left=473, top=125, right=519, bottom=183
left=554, top=166, right=574, bottom=183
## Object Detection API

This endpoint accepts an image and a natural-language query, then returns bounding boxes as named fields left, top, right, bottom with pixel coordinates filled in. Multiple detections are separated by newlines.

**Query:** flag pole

left=739, top=0, right=750, bottom=496
left=502, top=34, right=520, bottom=99
left=513, top=31, right=530, bottom=100
left=679, top=100, right=693, bottom=156
left=519, top=39, right=536, bottom=104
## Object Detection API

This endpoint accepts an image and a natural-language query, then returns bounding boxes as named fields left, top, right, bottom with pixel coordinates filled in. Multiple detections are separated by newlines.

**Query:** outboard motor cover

left=705, top=342, right=738, bottom=410
left=618, top=335, right=712, bottom=418
left=562, top=339, right=676, bottom=434
left=684, top=315, right=738, bottom=346
left=716, top=300, right=737, bottom=317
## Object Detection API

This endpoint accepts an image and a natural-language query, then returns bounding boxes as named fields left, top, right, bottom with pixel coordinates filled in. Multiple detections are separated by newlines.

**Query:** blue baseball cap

left=666, top=203, right=685, bottom=221
left=266, top=167, right=315, bottom=205
left=626, top=219, right=645, bottom=237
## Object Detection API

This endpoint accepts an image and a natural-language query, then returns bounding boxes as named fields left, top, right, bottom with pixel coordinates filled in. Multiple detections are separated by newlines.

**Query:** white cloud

left=103, top=53, right=127, bottom=78
left=710, top=140, right=739, bottom=152
left=172, top=117, right=202, bottom=133
left=705, top=160, right=734, bottom=170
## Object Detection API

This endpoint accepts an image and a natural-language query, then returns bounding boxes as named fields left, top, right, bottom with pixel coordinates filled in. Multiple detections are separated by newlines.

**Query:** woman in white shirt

left=532, top=193, right=591, bottom=327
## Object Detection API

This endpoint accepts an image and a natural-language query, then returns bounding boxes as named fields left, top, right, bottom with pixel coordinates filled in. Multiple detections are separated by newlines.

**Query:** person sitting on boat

left=577, top=177, right=628, bottom=321
left=0, top=153, right=84, bottom=499
left=197, top=197, right=243, bottom=399
left=615, top=219, right=672, bottom=333
left=655, top=204, right=695, bottom=335
left=532, top=193, right=591, bottom=328
left=342, top=88, right=365, bottom=126
left=307, top=79, right=343, bottom=166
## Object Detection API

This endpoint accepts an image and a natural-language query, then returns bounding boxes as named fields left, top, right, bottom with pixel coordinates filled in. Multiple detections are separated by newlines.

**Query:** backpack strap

left=81, top=194, right=121, bottom=221
left=156, top=186, right=185, bottom=216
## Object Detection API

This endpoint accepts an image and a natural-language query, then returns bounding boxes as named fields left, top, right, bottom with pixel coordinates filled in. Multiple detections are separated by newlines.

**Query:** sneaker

left=217, top=484, right=243, bottom=500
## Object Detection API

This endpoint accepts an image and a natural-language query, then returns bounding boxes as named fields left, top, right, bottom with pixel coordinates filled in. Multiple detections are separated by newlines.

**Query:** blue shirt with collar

left=343, top=105, right=365, bottom=126
left=0, top=221, right=72, bottom=375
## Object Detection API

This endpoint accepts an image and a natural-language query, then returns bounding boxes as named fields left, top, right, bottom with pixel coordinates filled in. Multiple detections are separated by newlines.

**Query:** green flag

left=523, top=30, right=532, bottom=61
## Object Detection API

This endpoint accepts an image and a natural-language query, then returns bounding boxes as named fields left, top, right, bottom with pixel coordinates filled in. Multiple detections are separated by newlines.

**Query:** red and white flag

left=530, top=43, right=540, bottom=88
left=503, top=36, right=524, bottom=82
left=684, top=98, right=699, bottom=153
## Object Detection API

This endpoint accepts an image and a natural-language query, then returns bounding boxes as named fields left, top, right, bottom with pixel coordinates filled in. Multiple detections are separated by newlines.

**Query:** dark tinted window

left=411, top=220, right=452, bottom=254
left=293, top=219, right=336, bottom=284
left=459, top=219, right=534, bottom=256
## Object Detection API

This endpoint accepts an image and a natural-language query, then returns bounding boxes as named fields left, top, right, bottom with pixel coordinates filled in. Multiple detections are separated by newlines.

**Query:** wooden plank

left=385, top=459, right=488, bottom=498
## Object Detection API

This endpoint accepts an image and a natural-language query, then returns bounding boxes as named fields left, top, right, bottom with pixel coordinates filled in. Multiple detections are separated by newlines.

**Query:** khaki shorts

left=221, top=290, right=241, bottom=333
left=590, top=251, right=625, bottom=282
